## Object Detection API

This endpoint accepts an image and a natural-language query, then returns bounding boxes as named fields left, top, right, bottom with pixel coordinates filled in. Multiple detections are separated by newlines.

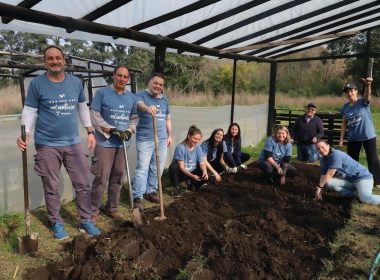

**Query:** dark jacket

left=292, top=115, right=324, bottom=144
left=224, top=136, right=242, bottom=166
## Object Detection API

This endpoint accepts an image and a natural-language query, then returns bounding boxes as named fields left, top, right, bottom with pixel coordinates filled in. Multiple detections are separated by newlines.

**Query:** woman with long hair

left=224, top=122, right=250, bottom=173
left=169, top=125, right=208, bottom=198
left=201, top=128, right=230, bottom=181
left=257, top=125, right=297, bottom=185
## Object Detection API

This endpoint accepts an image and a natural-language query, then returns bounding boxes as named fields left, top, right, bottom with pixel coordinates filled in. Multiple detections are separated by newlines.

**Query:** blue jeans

left=326, top=177, right=380, bottom=205
left=132, top=139, right=167, bottom=199
left=296, top=143, right=319, bottom=162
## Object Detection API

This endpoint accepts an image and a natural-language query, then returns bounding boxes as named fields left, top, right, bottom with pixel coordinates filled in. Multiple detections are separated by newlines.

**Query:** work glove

left=110, top=128, right=131, bottom=141
left=240, top=164, right=247, bottom=170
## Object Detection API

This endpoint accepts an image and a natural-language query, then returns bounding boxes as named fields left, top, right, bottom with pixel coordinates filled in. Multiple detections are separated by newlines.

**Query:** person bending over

left=169, top=125, right=208, bottom=198
left=315, top=140, right=380, bottom=204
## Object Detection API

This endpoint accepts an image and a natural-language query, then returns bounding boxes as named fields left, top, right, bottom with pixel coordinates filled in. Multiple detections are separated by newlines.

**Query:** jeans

left=347, top=138, right=380, bottom=184
left=326, top=177, right=380, bottom=205
left=296, top=143, right=319, bottom=162
left=132, top=139, right=167, bottom=199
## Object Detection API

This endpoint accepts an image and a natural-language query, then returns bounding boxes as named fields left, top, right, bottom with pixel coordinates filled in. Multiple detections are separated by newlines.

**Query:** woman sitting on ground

left=315, top=140, right=380, bottom=204
left=169, top=125, right=209, bottom=198
left=201, top=128, right=230, bottom=182
left=224, top=122, right=251, bottom=173
left=257, top=125, right=297, bottom=185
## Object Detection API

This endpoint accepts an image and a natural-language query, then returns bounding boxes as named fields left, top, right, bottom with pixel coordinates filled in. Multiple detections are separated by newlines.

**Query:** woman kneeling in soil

left=224, top=122, right=251, bottom=173
left=257, top=125, right=297, bottom=185
left=315, top=140, right=380, bottom=204
left=169, top=125, right=209, bottom=198
left=201, top=128, right=230, bottom=181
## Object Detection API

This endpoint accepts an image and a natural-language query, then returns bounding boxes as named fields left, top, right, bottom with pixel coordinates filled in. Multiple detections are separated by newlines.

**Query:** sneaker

left=143, top=192, right=160, bottom=203
left=106, top=210, right=124, bottom=221
left=133, top=198, right=143, bottom=210
left=171, top=189, right=182, bottom=198
left=51, top=223, right=69, bottom=240
left=79, top=219, right=101, bottom=237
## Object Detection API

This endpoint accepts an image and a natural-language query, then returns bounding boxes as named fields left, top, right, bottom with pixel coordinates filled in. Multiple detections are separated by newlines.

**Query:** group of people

left=16, top=45, right=174, bottom=240
left=16, top=45, right=379, bottom=240
left=257, top=77, right=380, bottom=205
left=169, top=123, right=250, bottom=197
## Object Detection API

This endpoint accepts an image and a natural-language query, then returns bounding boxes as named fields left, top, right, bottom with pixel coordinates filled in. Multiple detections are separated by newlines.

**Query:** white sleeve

left=21, top=105, right=37, bottom=134
left=78, top=101, right=92, bottom=127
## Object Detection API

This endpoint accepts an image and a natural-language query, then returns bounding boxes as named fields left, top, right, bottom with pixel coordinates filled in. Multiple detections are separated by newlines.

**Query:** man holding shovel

left=90, top=65, right=138, bottom=221
left=132, top=73, right=172, bottom=209
left=16, top=45, right=101, bottom=240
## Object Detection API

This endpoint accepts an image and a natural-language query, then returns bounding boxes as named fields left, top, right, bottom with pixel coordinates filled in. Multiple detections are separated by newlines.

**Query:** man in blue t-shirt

left=16, top=45, right=101, bottom=240
left=90, top=65, right=138, bottom=221
left=132, top=73, right=172, bottom=208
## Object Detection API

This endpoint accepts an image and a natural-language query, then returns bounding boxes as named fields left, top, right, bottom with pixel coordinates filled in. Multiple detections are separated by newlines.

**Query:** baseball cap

left=306, top=102, right=316, bottom=109
left=343, top=83, right=357, bottom=92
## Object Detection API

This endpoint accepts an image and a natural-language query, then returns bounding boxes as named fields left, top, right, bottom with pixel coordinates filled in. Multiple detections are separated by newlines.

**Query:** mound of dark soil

left=23, top=163, right=353, bottom=280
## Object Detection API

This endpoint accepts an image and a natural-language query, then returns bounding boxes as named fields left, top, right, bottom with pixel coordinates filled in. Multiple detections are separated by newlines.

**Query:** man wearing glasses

left=292, top=103, right=324, bottom=162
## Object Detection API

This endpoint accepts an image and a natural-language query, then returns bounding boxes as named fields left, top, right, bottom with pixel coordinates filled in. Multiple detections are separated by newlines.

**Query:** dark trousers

left=240, top=152, right=251, bottom=164
left=258, top=161, right=297, bottom=180
left=169, top=162, right=208, bottom=190
left=347, top=138, right=380, bottom=184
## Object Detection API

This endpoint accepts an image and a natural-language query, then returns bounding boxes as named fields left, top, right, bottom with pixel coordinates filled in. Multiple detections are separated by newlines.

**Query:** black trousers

left=168, top=162, right=208, bottom=190
left=347, top=138, right=380, bottom=184
left=258, top=161, right=297, bottom=179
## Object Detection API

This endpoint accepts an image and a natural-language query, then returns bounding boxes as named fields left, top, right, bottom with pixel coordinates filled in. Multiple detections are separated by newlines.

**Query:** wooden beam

left=220, top=31, right=359, bottom=54
left=0, top=2, right=273, bottom=63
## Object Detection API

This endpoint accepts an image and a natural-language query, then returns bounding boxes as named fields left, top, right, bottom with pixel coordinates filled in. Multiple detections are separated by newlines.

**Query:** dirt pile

left=23, top=163, right=352, bottom=280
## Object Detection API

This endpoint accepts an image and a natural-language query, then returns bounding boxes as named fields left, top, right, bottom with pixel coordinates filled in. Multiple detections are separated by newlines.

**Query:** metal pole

left=230, top=59, right=237, bottom=124
left=267, top=61, right=277, bottom=136
left=154, top=43, right=167, bottom=73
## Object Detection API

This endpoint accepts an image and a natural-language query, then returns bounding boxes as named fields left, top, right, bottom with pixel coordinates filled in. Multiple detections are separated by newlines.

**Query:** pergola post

left=267, top=61, right=277, bottom=136
left=154, top=42, right=167, bottom=73
left=230, top=59, right=237, bottom=124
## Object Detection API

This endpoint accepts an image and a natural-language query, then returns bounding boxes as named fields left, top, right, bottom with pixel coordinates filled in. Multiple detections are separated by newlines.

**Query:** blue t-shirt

left=136, top=90, right=170, bottom=142
left=320, top=148, right=372, bottom=181
left=201, top=140, right=227, bottom=162
left=257, top=136, right=292, bottom=164
left=172, top=143, right=204, bottom=172
left=91, top=86, right=137, bottom=148
left=340, top=98, right=376, bottom=141
left=25, top=73, right=85, bottom=146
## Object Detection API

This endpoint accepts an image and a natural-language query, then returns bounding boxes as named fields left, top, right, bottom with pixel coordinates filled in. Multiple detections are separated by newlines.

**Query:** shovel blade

left=131, top=208, right=143, bottom=227
left=18, top=233, right=38, bottom=254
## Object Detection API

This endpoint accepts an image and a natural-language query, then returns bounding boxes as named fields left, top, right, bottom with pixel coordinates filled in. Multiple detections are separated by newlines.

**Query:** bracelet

left=87, top=131, right=95, bottom=135
left=316, top=186, right=323, bottom=189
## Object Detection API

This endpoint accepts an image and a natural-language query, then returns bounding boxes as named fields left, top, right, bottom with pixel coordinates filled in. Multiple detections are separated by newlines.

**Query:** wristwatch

left=87, top=130, right=95, bottom=135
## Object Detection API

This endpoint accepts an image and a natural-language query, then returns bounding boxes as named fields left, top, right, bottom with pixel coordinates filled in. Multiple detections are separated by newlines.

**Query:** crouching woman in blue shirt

left=169, top=125, right=209, bottom=198
left=257, top=125, right=297, bottom=185
left=315, top=140, right=380, bottom=204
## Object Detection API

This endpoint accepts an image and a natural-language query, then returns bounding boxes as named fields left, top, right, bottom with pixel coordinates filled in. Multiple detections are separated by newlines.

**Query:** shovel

left=122, top=140, right=142, bottom=227
left=152, top=116, right=167, bottom=221
left=18, top=125, right=38, bottom=254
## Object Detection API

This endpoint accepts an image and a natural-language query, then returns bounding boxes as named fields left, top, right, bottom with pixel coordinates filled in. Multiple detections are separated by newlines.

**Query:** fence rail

left=274, top=109, right=346, bottom=145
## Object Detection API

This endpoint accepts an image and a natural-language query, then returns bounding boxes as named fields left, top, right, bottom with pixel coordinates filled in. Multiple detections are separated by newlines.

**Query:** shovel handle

left=21, top=125, right=31, bottom=235
left=152, top=116, right=166, bottom=220
left=367, top=57, right=374, bottom=78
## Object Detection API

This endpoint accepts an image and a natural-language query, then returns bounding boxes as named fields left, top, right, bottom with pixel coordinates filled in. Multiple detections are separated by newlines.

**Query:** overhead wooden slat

left=1, top=0, right=42, bottom=24
left=130, top=0, right=220, bottom=31
left=167, top=0, right=270, bottom=39
left=192, top=0, right=310, bottom=46
left=214, top=0, right=361, bottom=50
left=246, top=6, right=380, bottom=56
left=81, top=0, right=132, bottom=22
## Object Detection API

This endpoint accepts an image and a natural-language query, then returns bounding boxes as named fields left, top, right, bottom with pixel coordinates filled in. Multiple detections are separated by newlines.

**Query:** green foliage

left=174, top=268, right=192, bottom=280
left=0, top=212, right=24, bottom=252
